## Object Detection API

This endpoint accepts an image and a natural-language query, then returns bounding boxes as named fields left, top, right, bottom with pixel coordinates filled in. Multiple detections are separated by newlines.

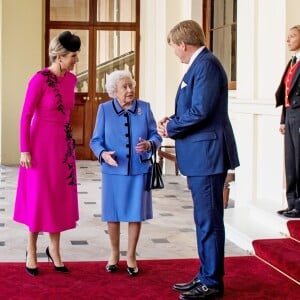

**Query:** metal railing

left=76, top=51, right=135, bottom=92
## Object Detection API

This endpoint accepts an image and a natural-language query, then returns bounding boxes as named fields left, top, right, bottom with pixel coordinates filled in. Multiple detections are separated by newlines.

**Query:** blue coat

left=90, top=99, right=162, bottom=175
left=167, top=47, right=240, bottom=176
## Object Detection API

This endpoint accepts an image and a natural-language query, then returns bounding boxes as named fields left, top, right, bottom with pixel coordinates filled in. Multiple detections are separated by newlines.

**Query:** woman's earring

left=59, top=62, right=63, bottom=73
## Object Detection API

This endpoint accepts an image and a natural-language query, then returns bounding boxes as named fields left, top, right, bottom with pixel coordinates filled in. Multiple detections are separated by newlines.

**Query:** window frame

left=45, top=0, right=140, bottom=94
left=203, top=0, right=237, bottom=90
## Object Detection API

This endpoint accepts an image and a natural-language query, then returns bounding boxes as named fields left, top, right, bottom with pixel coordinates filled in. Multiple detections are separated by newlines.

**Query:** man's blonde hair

left=291, top=25, right=300, bottom=32
left=167, top=20, right=206, bottom=47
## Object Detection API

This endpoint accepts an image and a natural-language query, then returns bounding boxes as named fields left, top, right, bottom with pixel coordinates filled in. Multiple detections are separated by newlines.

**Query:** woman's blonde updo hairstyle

left=48, top=31, right=81, bottom=63
left=48, top=36, right=69, bottom=63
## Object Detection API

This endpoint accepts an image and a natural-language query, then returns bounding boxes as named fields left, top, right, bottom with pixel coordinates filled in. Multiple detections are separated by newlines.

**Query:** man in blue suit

left=158, top=20, right=240, bottom=299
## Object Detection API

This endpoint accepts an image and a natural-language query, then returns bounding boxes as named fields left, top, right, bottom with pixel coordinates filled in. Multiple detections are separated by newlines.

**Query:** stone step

left=224, top=204, right=290, bottom=253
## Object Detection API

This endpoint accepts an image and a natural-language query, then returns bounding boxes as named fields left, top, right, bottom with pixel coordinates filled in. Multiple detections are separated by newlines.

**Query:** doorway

left=45, top=0, right=140, bottom=159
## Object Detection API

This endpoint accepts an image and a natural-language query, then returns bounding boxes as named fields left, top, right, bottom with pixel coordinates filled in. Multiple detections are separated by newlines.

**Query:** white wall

left=233, top=0, right=300, bottom=210
left=139, top=0, right=203, bottom=149
left=139, top=0, right=182, bottom=121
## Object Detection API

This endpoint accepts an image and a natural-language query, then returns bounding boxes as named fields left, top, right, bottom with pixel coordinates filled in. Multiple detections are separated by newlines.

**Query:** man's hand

left=157, top=117, right=170, bottom=138
left=279, top=124, right=285, bottom=135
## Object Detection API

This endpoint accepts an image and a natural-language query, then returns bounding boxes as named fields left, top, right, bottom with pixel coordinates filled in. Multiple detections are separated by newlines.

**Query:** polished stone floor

left=0, top=160, right=248, bottom=263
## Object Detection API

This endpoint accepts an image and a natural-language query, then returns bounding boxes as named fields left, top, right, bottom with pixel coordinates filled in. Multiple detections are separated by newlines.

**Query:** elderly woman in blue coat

left=90, top=70, right=162, bottom=275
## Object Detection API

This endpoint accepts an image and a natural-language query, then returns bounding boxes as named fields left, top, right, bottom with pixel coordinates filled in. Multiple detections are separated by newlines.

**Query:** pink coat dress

left=13, top=68, right=79, bottom=233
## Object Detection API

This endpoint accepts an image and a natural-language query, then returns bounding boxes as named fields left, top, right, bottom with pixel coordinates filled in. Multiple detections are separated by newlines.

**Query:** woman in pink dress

left=13, top=31, right=80, bottom=276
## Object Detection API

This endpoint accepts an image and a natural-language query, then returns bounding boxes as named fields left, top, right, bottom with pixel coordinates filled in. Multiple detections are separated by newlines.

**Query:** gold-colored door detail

left=46, top=0, right=140, bottom=159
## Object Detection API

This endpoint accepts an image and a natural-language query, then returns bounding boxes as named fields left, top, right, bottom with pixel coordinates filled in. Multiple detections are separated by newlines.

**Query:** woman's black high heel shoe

left=45, top=247, right=69, bottom=273
left=126, top=266, right=139, bottom=276
left=25, top=251, right=38, bottom=276
left=105, top=261, right=119, bottom=273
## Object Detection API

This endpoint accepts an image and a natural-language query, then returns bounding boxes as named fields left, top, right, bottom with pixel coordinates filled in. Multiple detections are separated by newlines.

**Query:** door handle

left=83, top=96, right=90, bottom=101
left=94, top=97, right=102, bottom=101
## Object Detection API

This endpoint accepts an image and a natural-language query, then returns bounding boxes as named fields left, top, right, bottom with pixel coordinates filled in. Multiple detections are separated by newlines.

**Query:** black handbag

left=147, top=142, right=164, bottom=190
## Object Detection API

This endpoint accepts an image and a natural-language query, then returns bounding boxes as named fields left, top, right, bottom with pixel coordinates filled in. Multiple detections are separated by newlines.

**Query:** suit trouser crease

left=187, top=173, right=226, bottom=287
left=285, top=108, right=300, bottom=210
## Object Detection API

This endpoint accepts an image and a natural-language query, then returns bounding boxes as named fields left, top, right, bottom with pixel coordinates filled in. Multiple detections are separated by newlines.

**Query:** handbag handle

left=150, top=141, right=157, bottom=163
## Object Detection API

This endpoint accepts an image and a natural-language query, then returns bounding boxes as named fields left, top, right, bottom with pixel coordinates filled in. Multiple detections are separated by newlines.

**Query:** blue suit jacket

left=90, top=99, right=162, bottom=175
left=167, top=47, right=240, bottom=176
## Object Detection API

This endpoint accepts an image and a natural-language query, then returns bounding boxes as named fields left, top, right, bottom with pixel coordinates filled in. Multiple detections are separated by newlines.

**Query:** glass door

left=46, top=0, right=140, bottom=159
left=93, top=29, right=137, bottom=125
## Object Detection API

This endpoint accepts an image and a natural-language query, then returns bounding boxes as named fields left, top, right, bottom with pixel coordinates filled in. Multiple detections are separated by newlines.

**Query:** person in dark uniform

left=276, top=25, right=300, bottom=218
left=90, top=70, right=162, bottom=275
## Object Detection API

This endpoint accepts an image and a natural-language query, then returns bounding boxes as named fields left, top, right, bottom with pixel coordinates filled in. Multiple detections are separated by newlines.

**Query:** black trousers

left=284, top=108, right=300, bottom=210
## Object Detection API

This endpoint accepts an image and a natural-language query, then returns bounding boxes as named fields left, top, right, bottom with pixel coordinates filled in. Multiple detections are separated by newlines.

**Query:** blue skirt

left=101, top=173, right=153, bottom=222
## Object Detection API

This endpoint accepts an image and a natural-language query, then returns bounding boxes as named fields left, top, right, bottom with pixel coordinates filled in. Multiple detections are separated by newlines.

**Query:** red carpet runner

left=0, top=256, right=299, bottom=299
left=253, top=220, right=300, bottom=283
left=287, top=220, right=300, bottom=241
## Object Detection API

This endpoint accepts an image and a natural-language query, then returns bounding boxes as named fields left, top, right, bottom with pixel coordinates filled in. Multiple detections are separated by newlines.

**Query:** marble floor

left=0, top=160, right=248, bottom=263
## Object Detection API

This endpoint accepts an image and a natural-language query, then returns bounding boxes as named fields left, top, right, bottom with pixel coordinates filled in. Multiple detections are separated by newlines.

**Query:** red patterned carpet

left=0, top=256, right=299, bottom=300
left=253, top=220, right=300, bottom=283
left=287, top=220, right=300, bottom=241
